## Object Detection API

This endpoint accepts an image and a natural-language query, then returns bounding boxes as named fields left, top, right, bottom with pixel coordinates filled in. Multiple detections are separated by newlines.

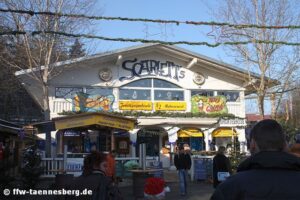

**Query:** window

left=86, top=88, right=113, bottom=96
left=119, top=89, right=151, bottom=100
left=154, top=79, right=180, bottom=88
left=217, top=91, right=240, bottom=102
left=154, top=90, right=184, bottom=101
left=191, top=90, right=214, bottom=97
left=122, top=78, right=151, bottom=88
left=55, top=87, right=83, bottom=98
left=120, top=78, right=184, bottom=102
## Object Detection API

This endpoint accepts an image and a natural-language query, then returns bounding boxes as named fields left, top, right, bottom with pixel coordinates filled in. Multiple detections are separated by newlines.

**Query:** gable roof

left=14, top=43, right=252, bottom=76
left=15, top=43, right=277, bottom=93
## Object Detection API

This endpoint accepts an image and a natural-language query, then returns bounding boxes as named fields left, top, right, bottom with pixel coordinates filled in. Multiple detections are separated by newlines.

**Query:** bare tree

left=1, top=0, right=96, bottom=120
left=209, top=0, right=300, bottom=118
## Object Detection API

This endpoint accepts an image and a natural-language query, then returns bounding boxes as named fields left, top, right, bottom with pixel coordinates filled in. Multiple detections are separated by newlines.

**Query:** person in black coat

left=212, top=146, right=232, bottom=188
left=174, top=144, right=191, bottom=196
left=211, top=119, right=300, bottom=200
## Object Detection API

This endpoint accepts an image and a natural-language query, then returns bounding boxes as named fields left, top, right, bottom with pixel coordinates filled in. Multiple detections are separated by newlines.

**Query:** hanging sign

left=55, top=113, right=135, bottom=131
left=191, top=95, right=228, bottom=114
left=154, top=101, right=186, bottom=111
left=119, top=101, right=152, bottom=110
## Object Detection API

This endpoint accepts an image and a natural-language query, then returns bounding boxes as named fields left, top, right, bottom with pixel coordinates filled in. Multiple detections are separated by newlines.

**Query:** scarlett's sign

left=119, top=58, right=185, bottom=81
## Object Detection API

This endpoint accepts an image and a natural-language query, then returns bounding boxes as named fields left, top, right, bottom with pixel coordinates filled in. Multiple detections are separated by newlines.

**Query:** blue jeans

left=178, top=169, right=187, bottom=194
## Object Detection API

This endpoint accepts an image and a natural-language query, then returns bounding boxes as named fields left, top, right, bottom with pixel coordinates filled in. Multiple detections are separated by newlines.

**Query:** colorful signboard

left=73, top=92, right=114, bottom=112
left=119, top=101, right=152, bottom=110
left=154, top=101, right=186, bottom=111
left=191, top=95, right=228, bottom=114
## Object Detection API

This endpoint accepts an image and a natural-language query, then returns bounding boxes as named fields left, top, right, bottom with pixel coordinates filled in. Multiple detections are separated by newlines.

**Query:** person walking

left=174, top=144, right=191, bottom=196
left=212, top=146, right=232, bottom=188
left=211, top=119, right=300, bottom=200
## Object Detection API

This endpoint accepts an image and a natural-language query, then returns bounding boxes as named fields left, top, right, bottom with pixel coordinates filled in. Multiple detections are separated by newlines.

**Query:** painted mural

left=191, top=95, right=228, bottom=114
left=72, top=92, right=114, bottom=112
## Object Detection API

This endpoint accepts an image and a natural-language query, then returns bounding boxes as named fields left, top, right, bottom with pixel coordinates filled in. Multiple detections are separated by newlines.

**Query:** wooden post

left=111, top=129, right=115, bottom=151
left=63, top=145, right=67, bottom=173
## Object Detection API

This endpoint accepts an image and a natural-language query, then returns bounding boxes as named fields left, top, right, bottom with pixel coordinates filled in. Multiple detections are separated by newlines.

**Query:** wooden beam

left=186, top=58, right=197, bottom=69
left=116, top=55, right=123, bottom=66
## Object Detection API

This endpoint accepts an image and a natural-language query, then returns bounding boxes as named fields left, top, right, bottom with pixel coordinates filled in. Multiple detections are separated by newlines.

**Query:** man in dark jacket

left=212, top=146, right=232, bottom=188
left=211, top=119, right=300, bottom=200
left=174, top=144, right=191, bottom=196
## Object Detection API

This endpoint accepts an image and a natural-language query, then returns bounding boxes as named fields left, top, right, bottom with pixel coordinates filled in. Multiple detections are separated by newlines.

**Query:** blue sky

left=86, top=0, right=270, bottom=114
left=92, top=0, right=227, bottom=60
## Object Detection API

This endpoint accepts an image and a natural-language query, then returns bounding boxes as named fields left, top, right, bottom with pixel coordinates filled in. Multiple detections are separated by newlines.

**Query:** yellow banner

left=155, top=102, right=186, bottom=111
left=212, top=128, right=238, bottom=137
left=119, top=101, right=152, bottom=110
left=178, top=128, right=203, bottom=137
left=55, top=113, right=135, bottom=131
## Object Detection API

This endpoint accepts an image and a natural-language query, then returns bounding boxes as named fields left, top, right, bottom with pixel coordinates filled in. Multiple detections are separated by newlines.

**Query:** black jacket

left=211, top=151, right=300, bottom=200
left=212, top=153, right=232, bottom=188
left=67, top=170, right=121, bottom=200
left=174, top=153, right=191, bottom=170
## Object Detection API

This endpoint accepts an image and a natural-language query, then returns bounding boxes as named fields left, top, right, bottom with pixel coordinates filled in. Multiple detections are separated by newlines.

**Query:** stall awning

left=212, top=128, right=238, bottom=137
left=178, top=128, right=204, bottom=137
left=53, top=113, right=136, bottom=131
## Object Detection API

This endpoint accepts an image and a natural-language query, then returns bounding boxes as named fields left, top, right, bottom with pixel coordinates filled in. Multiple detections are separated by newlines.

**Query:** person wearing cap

left=211, top=119, right=300, bottom=200
left=174, top=144, right=191, bottom=196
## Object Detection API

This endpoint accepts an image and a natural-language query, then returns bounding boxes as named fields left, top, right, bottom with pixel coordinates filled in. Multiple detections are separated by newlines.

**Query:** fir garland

left=58, top=110, right=241, bottom=119
left=1, top=8, right=300, bottom=30
left=1, top=30, right=300, bottom=47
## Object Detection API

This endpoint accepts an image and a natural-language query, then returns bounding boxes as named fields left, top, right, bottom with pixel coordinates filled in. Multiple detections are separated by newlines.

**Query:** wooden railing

left=40, top=156, right=157, bottom=178
left=40, top=157, right=64, bottom=178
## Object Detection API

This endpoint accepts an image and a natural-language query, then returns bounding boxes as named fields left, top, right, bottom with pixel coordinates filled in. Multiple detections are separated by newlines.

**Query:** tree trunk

left=42, top=83, right=50, bottom=120
left=257, top=94, right=265, bottom=120
left=42, top=83, right=51, bottom=157
left=271, top=93, right=276, bottom=119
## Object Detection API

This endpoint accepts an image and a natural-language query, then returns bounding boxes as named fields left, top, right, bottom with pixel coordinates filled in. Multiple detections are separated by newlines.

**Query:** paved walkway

left=120, top=181, right=214, bottom=200
left=5, top=177, right=214, bottom=199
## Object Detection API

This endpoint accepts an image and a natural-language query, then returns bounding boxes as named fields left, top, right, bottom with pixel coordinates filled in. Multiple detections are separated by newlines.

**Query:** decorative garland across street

left=1, top=30, right=300, bottom=47
left=1, top=8, right=300, bottom=30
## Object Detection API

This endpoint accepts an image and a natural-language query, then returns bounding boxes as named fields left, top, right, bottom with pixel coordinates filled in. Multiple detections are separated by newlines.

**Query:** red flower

left=144, top=177, right=165, bottom=195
